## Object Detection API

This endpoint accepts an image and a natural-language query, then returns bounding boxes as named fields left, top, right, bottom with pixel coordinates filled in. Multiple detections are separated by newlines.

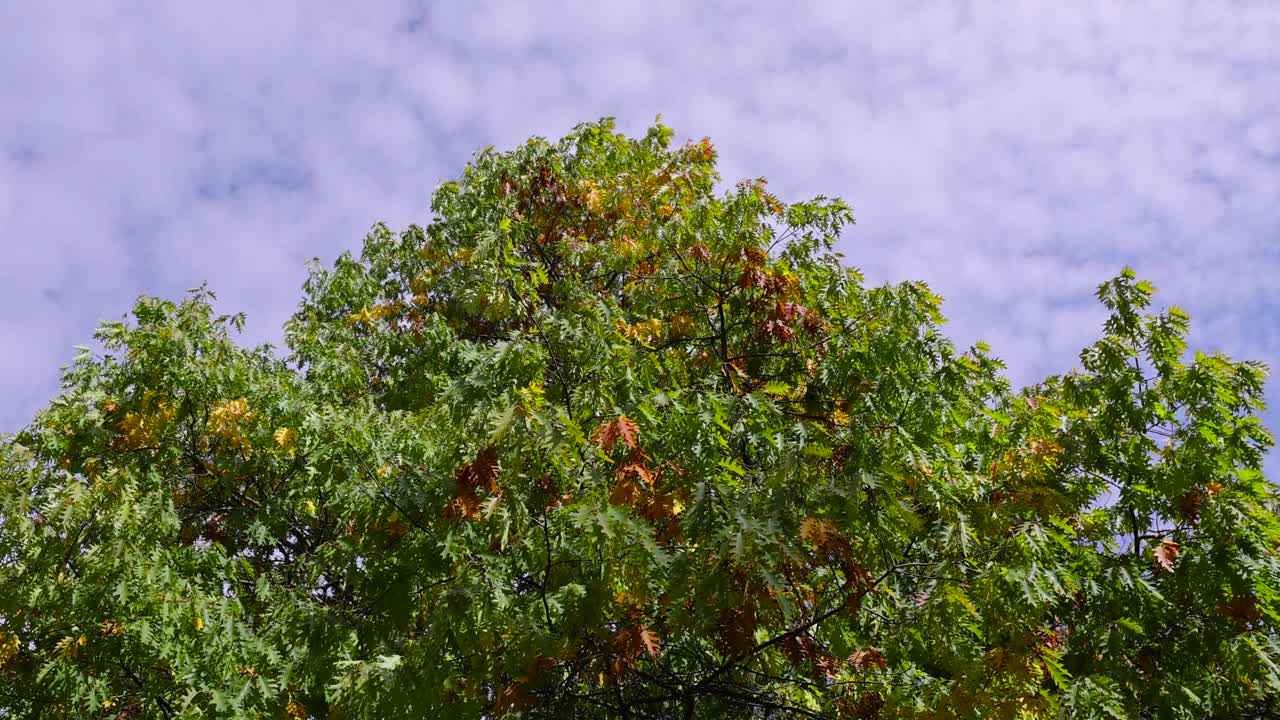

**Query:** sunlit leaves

left=1, top=118, right=1275, bottom=720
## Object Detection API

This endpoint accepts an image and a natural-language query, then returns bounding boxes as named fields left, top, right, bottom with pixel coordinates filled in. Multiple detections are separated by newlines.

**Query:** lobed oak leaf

left=812, top=652, right=841, bottom=681
left=494, top=683, right=536, bottom=718
left=639, top=627, right=661, bottom=658
left=848, top=646, right=887, bottom=671
left=443, top=495, right=482, bottom=522
left=608, top=475, right=643, bottom=507
left=616, top=451, right=655, bottom=488
left=592, top=416, right=639, bottom=454
left=738, top=265, right=768, bottom=290
left=716, top=604, right=757, bottom=659
left=457, top=447, right=500, bottom=493
left=1153, top=540, right=1181, bottom=573
left=1216, top=593, right=1262, bottom=624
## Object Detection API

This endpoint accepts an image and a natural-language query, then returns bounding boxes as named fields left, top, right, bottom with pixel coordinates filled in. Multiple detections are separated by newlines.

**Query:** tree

left=1, top=118, right=1277, bottom=719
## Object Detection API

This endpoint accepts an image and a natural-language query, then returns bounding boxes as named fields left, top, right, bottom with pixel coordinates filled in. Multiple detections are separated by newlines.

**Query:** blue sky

left=1, top=2, right=1277, bottom=472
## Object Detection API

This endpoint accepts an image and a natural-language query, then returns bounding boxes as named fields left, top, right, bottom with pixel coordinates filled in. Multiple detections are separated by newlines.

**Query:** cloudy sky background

left=2, top=1, right=1277, bottom=472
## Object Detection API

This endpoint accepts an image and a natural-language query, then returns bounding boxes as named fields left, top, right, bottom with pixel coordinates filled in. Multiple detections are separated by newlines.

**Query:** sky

left=1, top=2, right=1277, bottom=473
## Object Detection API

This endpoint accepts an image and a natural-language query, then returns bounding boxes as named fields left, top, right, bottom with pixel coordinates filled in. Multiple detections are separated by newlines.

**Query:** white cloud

left=1, top=0, right=1276, bottom=472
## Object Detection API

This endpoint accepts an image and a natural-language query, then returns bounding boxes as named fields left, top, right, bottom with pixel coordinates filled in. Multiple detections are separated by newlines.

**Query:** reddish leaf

left=638, top=627, right=661, bottom=658
left=688, top=244, right=711, bottom=262
left=457, top=447, right=500, bottom=493
left=716, top=604, right=757, bottom=659
left=1177, top=490, right=1203, bottom=520
left=608, top=476, right=643, bottom=507
left=1154, top=540, right=1181, bottom=573
left=592, top=416, right=640, bottom=454
left=780, top=635, right=811, bottom=665
left=616, top=452, right=655, bottom=489
left=848, top=646, right=887, bottom=671
left=812, top=652, right=841, bottom=680
left=1217, top=593, right=1261, bottom=624
left=442, top=494, right=481, bottom=522
left=608, top=624, right=661, bottom=677
left=494, top=683, right=536, bottom=718
left=738, top=265, right=768, bottom=290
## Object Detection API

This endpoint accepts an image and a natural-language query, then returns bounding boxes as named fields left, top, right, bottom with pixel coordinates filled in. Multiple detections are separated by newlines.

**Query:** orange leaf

left=608, top=476, right=643, bottom=507
left=443, top=494, right=481, bottom=522
left=457, top=447, right=500, bottom=493
left=848, top=646, right=887, bottom=671
left=616, top=452, right=655, bottom=489
left=1216, top=593, right=1261, bottom=624
left=592, top=416, right=640, bottom=454
left=800, top=518, right=841, bottom=552
left=638, top=627, right=661, bottom=658
left=1154, top=540, right=1181, bottom=573
left=716, top=604, right=757, bottom=659
left=494, top=683, right=536, bottom=717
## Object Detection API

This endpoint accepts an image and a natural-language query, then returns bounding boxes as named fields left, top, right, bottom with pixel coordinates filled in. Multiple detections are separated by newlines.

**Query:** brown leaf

left=608, top=476, right=643, bottom=507
left=442, top=494, right=481, bottom=522
left=592, top=416, right=640, bottom=454
left=637, top=491, right=679, bottom=522
left=1177, top=490, right=1203, bottom=520
left=799, top=518, right=835, bottom=548
left=1217, top=593, right=1262, bottom=624
left=716, top=604, right=757, bottom=659
left=688, top=244, right=711, bottom=262
left=638, top=627, right=661, bottom=658
left=615, top=452, right=655, bottom=489
left=738, top=265, right=768, bottom=290
left=848, top=646, right=887, bottom=671
left=780, top=635, right=811, bottom=665
left=457, top=447, right=500, bottom=493
left=494, top=683, right=536, bottom=718
left=608, top=624, right=661, bottom=678
left=1154, top=540, right=1181, bottom=573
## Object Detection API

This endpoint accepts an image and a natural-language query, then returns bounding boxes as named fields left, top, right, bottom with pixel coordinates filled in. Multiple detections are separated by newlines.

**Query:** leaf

left=1154, top=540, right=1181, bottom=573
left=592, top=415, right=639, bottom=454
left=763, top=380, right=791, bottom=396
left=719, top=458, right=745, bottom=477
left=848, top=646, right=887, bottom=671
left=716, top=605, right=757, bottom=659
left=639, top=627, right=661, bottom=658
left=457, top=447, right=500, bottom=493
left=615, top=452, right=655, bottom=489
left=609, top=475, right=643, bottom=507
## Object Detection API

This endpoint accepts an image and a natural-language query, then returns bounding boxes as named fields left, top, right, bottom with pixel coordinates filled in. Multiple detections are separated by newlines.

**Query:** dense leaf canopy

left=1, top=119, right=1277, bottom=719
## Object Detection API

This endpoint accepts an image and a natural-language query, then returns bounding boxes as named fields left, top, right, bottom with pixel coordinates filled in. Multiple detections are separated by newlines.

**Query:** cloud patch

left=1, top=1, right=1276, bottom=472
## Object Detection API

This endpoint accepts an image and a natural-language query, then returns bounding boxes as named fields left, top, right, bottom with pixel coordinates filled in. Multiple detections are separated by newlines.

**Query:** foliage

left=1, top=119, right=1277, bottom=719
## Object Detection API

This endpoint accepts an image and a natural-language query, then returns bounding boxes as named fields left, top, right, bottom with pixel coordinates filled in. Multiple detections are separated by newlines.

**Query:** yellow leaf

left=273, top=427, right=299, bottom=455
left=194, top=616, right=204, bottom=632
left=0, top=630, right=19, bottom=667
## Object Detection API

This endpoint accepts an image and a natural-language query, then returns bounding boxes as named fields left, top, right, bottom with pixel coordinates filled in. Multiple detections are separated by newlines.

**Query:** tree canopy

left=1, top=118, right=1277, bottom=719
